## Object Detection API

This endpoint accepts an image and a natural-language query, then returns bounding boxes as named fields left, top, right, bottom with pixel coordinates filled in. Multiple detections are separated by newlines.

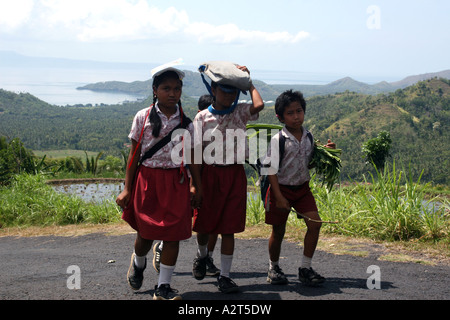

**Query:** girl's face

left=212, top=86, right=238, bottom=109
left=281, top=101, right=305, bottom=130
left=153, top=77, right=182, bottom=108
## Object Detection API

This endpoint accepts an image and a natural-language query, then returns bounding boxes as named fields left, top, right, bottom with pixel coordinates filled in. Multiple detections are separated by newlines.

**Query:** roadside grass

left=247, top=164, right=449, bottom=242
left=0, top=174, right=121, bottom=227
left=1, top=169, right=448, bottom=264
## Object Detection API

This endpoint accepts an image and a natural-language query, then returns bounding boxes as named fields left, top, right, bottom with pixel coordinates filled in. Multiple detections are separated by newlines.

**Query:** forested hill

left=0, top=89, right=199, bottom=153
left=1, top=78, right=449, bottom=184
left=294, top=78, right=449, bottom=184
left=77, top=69, right=450, bottom=99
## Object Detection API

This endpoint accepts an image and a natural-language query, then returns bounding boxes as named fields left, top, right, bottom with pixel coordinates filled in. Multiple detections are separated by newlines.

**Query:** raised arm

left=236, top=65, right=264, bottom=115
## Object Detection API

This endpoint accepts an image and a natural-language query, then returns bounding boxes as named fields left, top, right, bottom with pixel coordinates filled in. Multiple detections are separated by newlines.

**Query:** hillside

left=255, top=78, right=450, bottom=184
left=77, top=70, right=280, bottom=101
left=1, top=79, right=449, bottom=184
left=0, top=90, right=199, bottom=154
left=77, top=69, right=450, bottom=99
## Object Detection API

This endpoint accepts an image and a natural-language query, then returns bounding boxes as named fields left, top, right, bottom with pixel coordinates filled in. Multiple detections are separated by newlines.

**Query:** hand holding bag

left=199, top=61, right=253, bottom=92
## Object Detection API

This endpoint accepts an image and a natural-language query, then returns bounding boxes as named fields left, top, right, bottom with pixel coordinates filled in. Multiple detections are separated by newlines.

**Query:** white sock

left=158, top=263, right=175, bottom=287
left=301, top=255, right=312, bottom=269
left=208, top=250, right=214, bottom=258
left=134, top=252, right=146, bottom=269
left=269, top=260, right=279, bottom=270
left=158, top=241, right=163, bottom=250
left=197, top=243, right=208, bottom=258
left=220, top=254, right=233, bottom=278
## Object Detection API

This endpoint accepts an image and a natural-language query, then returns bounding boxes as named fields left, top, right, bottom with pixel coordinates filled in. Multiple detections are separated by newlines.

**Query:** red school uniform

left=122, top=104, right=194, bottom=241
left=192, top=103, right=258, bottom=234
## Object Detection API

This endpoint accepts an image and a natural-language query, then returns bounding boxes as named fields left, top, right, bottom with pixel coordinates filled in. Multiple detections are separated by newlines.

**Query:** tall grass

left=0, top=174, right=121, bottom=227
left=2, top=171, right=448, bottom=243
left=246, top=178, right=266, bottom=225
left=247, top=164, right=449, bottom=242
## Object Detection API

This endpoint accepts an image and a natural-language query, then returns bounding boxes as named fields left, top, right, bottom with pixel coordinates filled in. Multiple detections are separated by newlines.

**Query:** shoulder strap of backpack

left=139, top=113, right=192, bottom=165
left=306, top=130, right=313, bottom=145
left=128, top=106, right=152, bottom=169
left=278, top=131, right=286, bottom=169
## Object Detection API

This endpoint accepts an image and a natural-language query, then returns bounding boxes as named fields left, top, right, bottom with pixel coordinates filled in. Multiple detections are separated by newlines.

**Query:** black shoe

left=152, top=242, right=162, bottom=273
left=267, top=265, right=288, bottom=285
left=153, top=284, right=182, bottom=300
left=127, top=253, right=146, bottom=290
left=206, top=256, right=221, bottom=277
left=192, top=256, right=207, bottom=280
left=217, top=276, right=239, bottom=293
left=298, top=267, right=325, bottom=286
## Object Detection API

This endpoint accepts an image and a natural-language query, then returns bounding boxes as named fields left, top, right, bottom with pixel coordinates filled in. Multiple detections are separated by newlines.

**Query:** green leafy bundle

left=309, top=142, right=342, bottom=191
left=246, top=124, right=342, bottom=191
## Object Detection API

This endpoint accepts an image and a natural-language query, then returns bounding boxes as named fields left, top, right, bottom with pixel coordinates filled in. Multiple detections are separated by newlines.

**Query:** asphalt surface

left=0, top=231, right=448, bottom=304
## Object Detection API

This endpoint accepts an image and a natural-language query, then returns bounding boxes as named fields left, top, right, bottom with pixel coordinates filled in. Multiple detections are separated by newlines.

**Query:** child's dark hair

left=150, top=71, right=183, bottom=137
left=275, top=89, right=306, bottom=120
left=198, top=95, right=214, bottom=111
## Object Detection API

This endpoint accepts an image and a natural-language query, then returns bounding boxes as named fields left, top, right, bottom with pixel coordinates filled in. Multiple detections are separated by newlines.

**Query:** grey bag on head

left=199, top=61, right=252, bottom=92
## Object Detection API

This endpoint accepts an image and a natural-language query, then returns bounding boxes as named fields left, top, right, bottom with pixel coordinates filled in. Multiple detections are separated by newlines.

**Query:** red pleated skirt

left=122, top=166, right=192, bottom=241
left=193, top=164, right=247, bottom=235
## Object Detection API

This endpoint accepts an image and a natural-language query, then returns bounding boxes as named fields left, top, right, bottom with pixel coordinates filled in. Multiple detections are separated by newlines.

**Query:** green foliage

left=85, top=151, right=104, bottom=175
left=362, top=131, right=392, bottom=170
left=1, top=78, right=449, bottom=184
left=0, top=174, right=121, bottom=227
left=310, top=143, right=342, bottom=191
left=246, top=167, right=449, bottom=242
left=246, top=178, right=265, bottom=225
left=0, top=136, right=55, bottom=185
left=246, top=123, right=283, bottom=159
left=0, top=89, right=198, bottom=156
left=0, top=135, right=127, bottom=181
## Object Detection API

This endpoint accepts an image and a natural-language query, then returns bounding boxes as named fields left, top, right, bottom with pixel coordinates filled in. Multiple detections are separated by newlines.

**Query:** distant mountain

left=272, top=70, right=450, bottom=98
left=1, top=78, right=449, bottom=184
left=77, top=70, right=280, bottom=101
left=78, top=68, right=450, bottom=101
left=390, top=70, right=450, bottom=88
left=2, top=51, right=449, bottom=101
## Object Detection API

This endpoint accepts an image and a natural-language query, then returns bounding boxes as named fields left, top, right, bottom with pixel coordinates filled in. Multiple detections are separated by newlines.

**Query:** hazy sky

left=1, top=0, right=449, bottom=81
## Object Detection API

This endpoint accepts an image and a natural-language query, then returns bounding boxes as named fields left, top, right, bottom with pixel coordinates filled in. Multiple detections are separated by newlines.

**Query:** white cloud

left=0, top=0, right=310, bottom=45
left=0, top=0, right=34, bottom=31
left=185, top=22, right=310, bottom=44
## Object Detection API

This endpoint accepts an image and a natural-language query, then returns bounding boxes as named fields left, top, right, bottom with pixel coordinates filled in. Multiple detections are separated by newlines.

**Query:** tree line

left=0, top=78, right=449, bottom=184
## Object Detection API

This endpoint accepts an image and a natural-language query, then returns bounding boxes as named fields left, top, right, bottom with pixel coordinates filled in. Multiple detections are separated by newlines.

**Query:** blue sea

left=0, top=64, right=386, bottom=106
left=0, top=65, right=150, bottom=106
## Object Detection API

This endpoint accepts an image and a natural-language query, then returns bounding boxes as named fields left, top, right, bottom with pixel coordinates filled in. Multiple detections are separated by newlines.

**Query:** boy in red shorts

left=190, top=63, right=264, bottom=293
left=262, top=90, right=336, bottom=286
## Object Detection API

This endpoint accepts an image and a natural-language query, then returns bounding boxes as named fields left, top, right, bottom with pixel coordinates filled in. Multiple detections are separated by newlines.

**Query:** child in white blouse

left=191, top=64, right=264, bottom=293
left=116, top=65, right=197, bottom=300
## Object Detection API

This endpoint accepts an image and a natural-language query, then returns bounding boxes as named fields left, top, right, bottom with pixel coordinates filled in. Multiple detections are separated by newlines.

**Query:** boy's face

left=280, top=101, right=305, bottom=130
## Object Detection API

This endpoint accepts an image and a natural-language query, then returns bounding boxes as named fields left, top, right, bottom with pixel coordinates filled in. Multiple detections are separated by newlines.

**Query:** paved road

left=0, top=232, right=448, bottom=303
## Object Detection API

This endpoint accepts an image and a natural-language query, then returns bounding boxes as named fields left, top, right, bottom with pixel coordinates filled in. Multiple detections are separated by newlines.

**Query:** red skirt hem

left=122, top=166, right=192, bottom=241
left=193, top=164, right=247, bottom=234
